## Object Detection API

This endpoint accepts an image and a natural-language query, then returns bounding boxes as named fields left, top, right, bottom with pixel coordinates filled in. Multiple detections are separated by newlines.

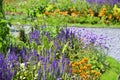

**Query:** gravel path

left=10, top=26, right=120, bottom=61
left=68, top=27, right=120, bottom=61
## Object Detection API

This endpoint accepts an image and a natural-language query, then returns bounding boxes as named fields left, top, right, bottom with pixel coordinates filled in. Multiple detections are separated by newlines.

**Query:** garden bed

left=0, top=0, right=120, bottom=80
left=4, top=0, right=120, bottom=28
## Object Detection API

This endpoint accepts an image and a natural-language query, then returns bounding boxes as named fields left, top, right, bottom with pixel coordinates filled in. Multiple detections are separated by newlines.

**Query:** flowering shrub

left=72, top=57, right=101, bottom=80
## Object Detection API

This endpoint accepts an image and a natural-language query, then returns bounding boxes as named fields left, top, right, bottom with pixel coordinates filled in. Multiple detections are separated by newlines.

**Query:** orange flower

left=45, top=11, right=49, bottom=16
left=80, top=60, right=85, bottom=64
left=95, top=72, right=101, bottom=76
left=79, top=70, right=82, bottom=73
left=55, top=9, right=60, bottom=13
left=103, top=7, right=107, bottom=11
left=72, top=63, right=76, bottom=67
left=70, top=8, right=75, bottom=12
left=89, top=9, right=93, bottom=12
left=63, top=11, right=68, bottom=16
left=78, top=61, right=82, bottom=65
left=91, top=70, right=97, bottom=73
left=80, top=66, right=84, bottom=70
left=71, top=12, right=77, bottom=17
left=59, top=11, right=63, bottom=15
left=83, top=57, right=88, bottom=63
left=116, top=16, right=119, bottom=20
left=108, top=14, right=113, bottom=19
left=90, top=13, right=94, bottom=17
left=98, top=13, right=102, bottom=17
left=83, top=66, right=87, bottom=71
left=86, top=64, right=92, bottom=67
left=81, top=74, right=86, bottom=79
left=72, top=69, right=77, bottom=73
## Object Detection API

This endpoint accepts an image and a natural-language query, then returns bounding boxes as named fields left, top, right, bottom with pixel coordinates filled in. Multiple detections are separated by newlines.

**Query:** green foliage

left=87, top=16, right=100, bottom=24
left=101, top=57, right=120, bottom=80
left=19, top=28, right=27, bottom=43
left=55, top=0, right=72, bottom=11
left=0, top=0, right=10, bottom=53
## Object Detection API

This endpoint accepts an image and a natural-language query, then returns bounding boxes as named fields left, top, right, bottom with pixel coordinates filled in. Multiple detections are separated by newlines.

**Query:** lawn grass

left=101, top=56, right=120, bottom=80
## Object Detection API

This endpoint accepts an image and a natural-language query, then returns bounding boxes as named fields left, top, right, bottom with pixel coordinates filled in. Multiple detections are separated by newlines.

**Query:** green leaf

left=0, top=41, right=2, bottom=48
left=62, top=42, right=69, bottom=53
left=42, top=35, right=50, bottom=49
left=37, top=45, right=42, bottom=54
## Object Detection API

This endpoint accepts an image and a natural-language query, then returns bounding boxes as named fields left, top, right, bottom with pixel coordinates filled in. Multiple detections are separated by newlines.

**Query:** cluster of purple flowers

left=0, top=28, right=109, bottom=80
left=86, top=0, right=120, bottom=6
left=68, top=28, right=110, bottom=49
left=0, top=52, right=19, bottom=80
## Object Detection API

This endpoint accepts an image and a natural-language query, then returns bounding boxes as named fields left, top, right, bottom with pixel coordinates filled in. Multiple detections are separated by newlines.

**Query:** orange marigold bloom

left=79, top=70, right=82, bottom=73
left=72, top=69, right=77, bottom=73
left=80, top=66, right=84, bottom=70
left=89, top=9, right=93, bottom=12
left=81, top=74, right=86, bottom=79
left=59, top=12, right=63, bottom=15
left=116, top=16, right=119, bottom=19
left=75, top=62, right=80, bottom=66
left=90, top=13, right=94, bottom=17
left=83, top=57, right=88, bottom=63
left=83, top=66, right=87, bottom=71
left=78, top=61, right=82, bottom=65
left=95, top=72, right=101, bottom=76
left=91, top=70, right=97, bottom=73
left=72, top=63, right=76, bottom=67
left=103, top=7, right=107, bottom=11
left=108, top=14, right=113, bottom=19
left=70, top=8, right=75, bottom=12
left=80, top=60, right=85, bottom=64
left=56, top=9, right=60, bottom=13
left=45, top=11, right=49, bottom=16
left=63, top=11, right=68, bottom=16
left=86, top=64, right=92, bottom=68
left=71, top=12, right=77, bottom=17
